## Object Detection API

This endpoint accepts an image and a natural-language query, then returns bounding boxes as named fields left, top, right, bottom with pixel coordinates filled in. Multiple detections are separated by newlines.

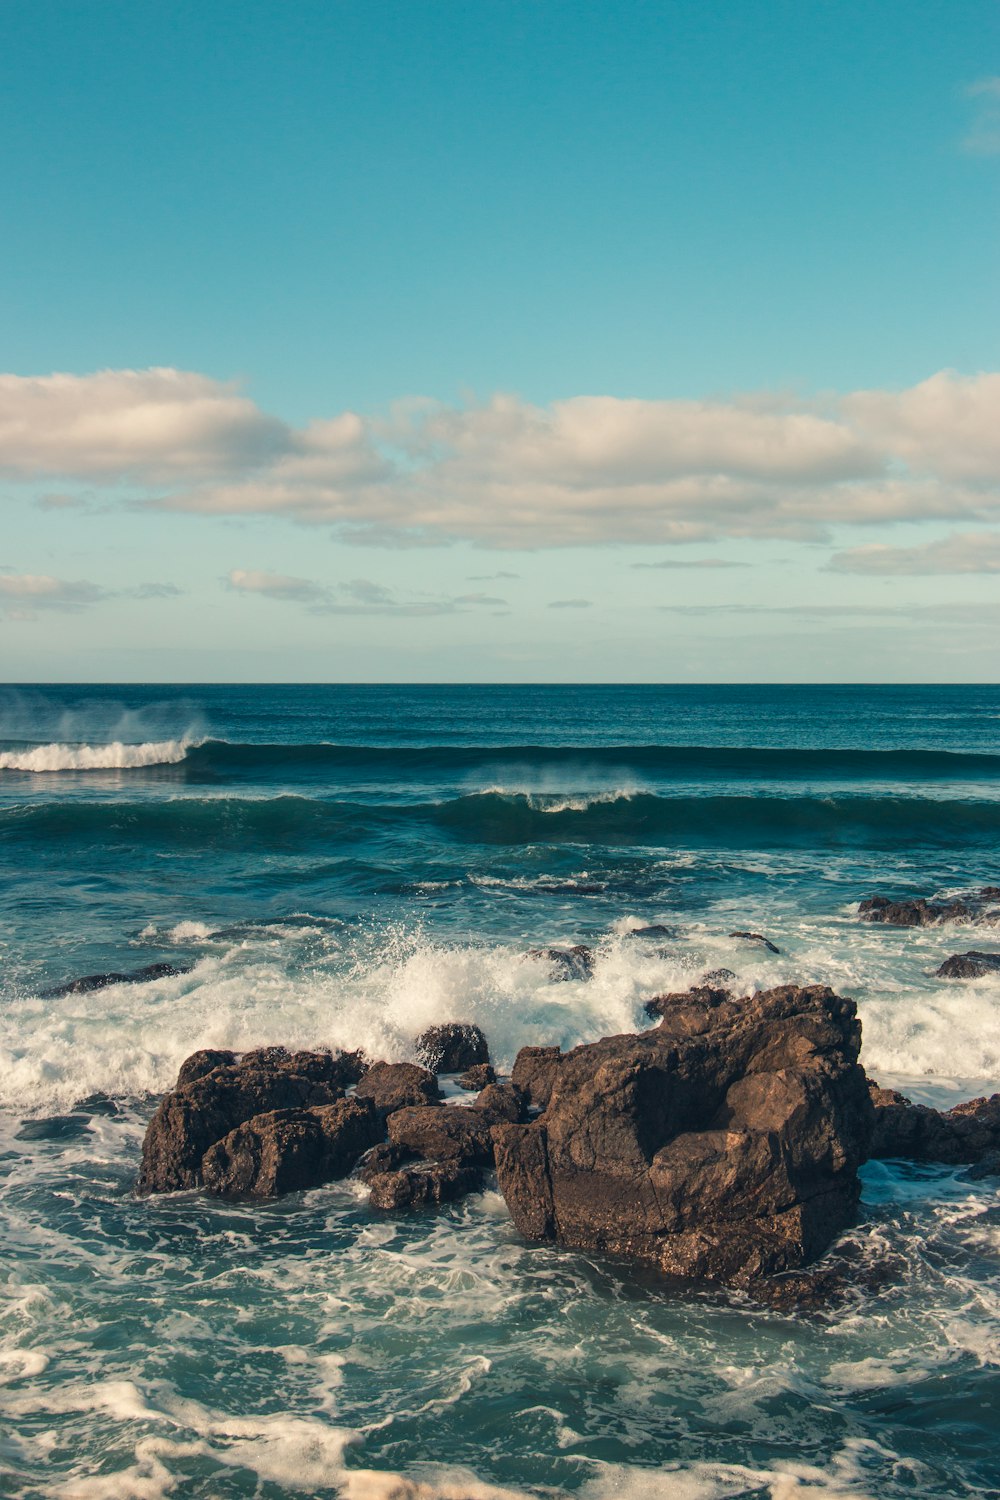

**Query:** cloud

left=631, top=558, right=750, bottom=569
left=467, top=571, right=520, bottom=580
left=6, top=366, right=1000, bottom=549
left=963, top=77, right=1000, bottom=155
left=225, top=569, right=507, bottom=616
left=548, top=598, right=593, bottom=609
left=0, top=368, right=288, bottom=481
left=827, top=530, right=1000, bottom=575
left=0, top=573, right=107, bottom=613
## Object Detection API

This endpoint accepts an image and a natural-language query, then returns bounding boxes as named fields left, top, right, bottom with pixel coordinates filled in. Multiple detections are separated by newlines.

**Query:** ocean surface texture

left=1, top=683, right=998, bottom=1500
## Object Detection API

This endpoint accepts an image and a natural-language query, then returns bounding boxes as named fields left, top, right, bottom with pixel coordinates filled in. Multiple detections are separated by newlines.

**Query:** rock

left=356, top=1141, right=410, bottom=1183
left=354, top=1061, right=440, bottom=1116
left=458, top=1063, right=496, bottom=1091
left=492, top=984, right=873, bottom=1289
left=17, top=1114, right=91, bottom=1141
left=869, top=1083, right=1000, bottom=1165
left=387, top=1104, right=495, bottom=1168
left=526, top=945, right=594, bottom=980
left=963, top=1151, right=1000, bottom=1181
left=729, top=932, right=780, bottom=954
left=625, top=925, right=675, bottom=940
left=858, top=895, right=984, bottom=927
left=176, top=1049, right=238, bottom=1087
left=72, top=1092, right=120, bottom=1117
left=510, top=1046, right=563, bottom=1111
left=747, top=1237, right=905, bottom=1314
left=202, top=1098, right=381, bottom=1198
left=136, top=1059, right=344, bottom=1195
left=644, top=986, right=734, bottom=1022
left=474, top=1082, right=525, bottom=1124
left=415, top=1023, right=490, bottom=1074
left=934, top=951, right=1000, bottom=979
left=236, top=1046, right=367, bottom=1088
left=702, top=968, right=737, bottom=986
left=368, top=1159, right=482, bottom=1210
left=980, top=887, right=1000, bottom=899
left=40, top=961, right=192, bottom=998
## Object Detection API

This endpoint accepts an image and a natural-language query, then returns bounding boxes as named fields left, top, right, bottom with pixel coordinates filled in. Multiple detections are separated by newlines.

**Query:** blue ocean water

left=1, top=684, right=998, bottom=1499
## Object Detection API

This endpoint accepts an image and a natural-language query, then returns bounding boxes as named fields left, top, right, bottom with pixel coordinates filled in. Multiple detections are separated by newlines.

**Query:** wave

left=4, top=787, right=1000, bottom=849
left=0, top=737, right=196, bottom=772
left=181, top=739, right=1000, bottom=781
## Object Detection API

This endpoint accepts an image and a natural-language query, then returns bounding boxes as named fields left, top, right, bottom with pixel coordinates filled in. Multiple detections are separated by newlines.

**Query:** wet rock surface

left=728, top=931, right=780, bottom=954
left=493, top=985, right=873, bottom=1289
left=525, top=945, right=595, bottom=980
left=353, top=1061, right=440, bottom=1116
left=869, top=1084, right=1000, bottom=1167
left=510, top=1046, right=563, bottom=1112
left=934, top=951, right=1000, bottom=979
left=202, top=1098, right=381, bottom=1198
left=40, top=961, right=192, bottom=998
left=858, top=892, right=1000, bottom=927
left=458, top=1062, right=496, bottom=1091
left=415, top=1023, right=490, bottom=1074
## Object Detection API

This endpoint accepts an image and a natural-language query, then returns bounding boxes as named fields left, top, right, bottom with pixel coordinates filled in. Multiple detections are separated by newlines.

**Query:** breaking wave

left=0, top=737, right=196, bottom=772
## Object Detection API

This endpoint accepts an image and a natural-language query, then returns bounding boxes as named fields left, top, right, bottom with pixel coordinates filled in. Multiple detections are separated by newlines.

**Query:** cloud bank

left=4, top=367, right=1000, bottom=549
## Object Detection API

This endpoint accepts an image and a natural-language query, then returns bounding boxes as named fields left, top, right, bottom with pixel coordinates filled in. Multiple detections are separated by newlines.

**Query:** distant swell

left=3, top=788, right=1000, bottom=849
left=0, top=737, right=195, bottom=772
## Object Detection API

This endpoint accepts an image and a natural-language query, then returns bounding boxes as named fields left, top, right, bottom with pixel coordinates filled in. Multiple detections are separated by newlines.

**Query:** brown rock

left=474, top=1081, right=525, bottom=1124
left=858, top=895, right=975, bottom=926
left=728, top=932, right=780, bottom=954
left=492, top=984, right=873, bottom=1289
left=510, top=1045, right=563, bottom=1112
left=869, top=1083, right=1000, bottom=1165
left=525, top=946, right=594, bottom=980
left=458, top=1062, right=496, bottom=1091
left=415, top=1023, right=490, bottom=1073
left=368, top=1159, right=482, bottom=1210
left=353, top=1061, right=440, bottom=1115
left=201, top=1098, right=380, bottom=1197
left=387, top=1104, right=495, bottom=1168
left=176, top=1049, right=237, bottom=1087
left=934, top=951, right=1000, bottom=979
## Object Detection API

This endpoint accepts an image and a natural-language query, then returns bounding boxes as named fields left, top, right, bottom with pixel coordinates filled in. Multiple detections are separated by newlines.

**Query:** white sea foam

left=0, top=737, right=196, bottom=772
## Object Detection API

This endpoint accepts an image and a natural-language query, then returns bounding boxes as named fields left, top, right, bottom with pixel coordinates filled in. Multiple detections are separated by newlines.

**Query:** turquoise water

left=1, top=685, right=999, bottom=1498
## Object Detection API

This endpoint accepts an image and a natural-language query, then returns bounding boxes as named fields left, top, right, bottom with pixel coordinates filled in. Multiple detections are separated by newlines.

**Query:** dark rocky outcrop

left=458, top=1062, right=496, bottom=1091
left=934, top=951, right=1000, bottom=979
left=367, top=1159, right=482, bottom=1210
left=510, top=1046, right=563, bottom=1112
left=416, top=1023, right=490, bottom=1074
left=387, top=1104, right=495, bottom=1168
left=41, top=961, right=192, bottom=998
left=729, top=932, right=780, bottom=954
left=136, top=1051, right=352, bottom=1194
left=702, top=968, right=737, bottom=987
left=858, top=893, right=1000, bottom=927
left=625, top=925, right=675, bottom=940
left=202, top=1098, right=380, bottom=1197
left=492, top=985, right=873, bottom=1289
left=644, top=986, right=735, bottom=1021
left=526, top=946, right=595, bottom=980
left=176, top=1049, right=239, bottom=1086
left=869, top=1084, right=1000, bottom=1168
left=474, top=1081, right=525, bottom=1124
left=353, top=1061, right=440, bottom=1116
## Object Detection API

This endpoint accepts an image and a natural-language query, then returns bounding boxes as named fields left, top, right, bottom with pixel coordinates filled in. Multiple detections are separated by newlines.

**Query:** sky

left=1, top=0, right=998, bottom=682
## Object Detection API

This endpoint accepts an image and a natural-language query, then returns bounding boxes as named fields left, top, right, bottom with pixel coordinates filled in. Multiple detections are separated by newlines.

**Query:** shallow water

left=1, top=685, right=998, bottom=1498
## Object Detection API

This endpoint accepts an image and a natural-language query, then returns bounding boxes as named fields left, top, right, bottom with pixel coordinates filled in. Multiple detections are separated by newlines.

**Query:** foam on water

left=0, top=738, right=196, bottom=773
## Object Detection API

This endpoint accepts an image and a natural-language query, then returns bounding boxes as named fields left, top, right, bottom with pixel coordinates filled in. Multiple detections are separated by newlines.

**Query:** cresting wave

left=5, top=788, right=1000, bottom=849
left=0, top=736, right=197, bottom=772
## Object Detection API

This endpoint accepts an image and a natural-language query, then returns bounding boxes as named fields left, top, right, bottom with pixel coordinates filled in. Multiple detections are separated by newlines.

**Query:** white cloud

left=5, top=366, right=1000, bottom=549
left=0, top=573, right=107, bottom=612
left=226, top=569, right=330, bottom=603
left=225, top=569, right=507, bottom=615
left=963, top=77, right=1000, bottom=155
left=828, top=530, right=1000, bottom=575
left=0, top=368, right=287, bottom=481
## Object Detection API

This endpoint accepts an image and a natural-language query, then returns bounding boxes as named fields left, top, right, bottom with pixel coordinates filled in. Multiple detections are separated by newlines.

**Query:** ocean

left=1, top=683, right=998, bottom=1499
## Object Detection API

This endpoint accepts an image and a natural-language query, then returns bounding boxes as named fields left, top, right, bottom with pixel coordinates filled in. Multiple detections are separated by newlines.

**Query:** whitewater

left=1, top=684, right=998, bottom=1499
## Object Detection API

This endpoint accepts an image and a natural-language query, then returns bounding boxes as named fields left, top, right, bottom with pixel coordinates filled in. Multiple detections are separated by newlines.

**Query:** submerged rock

left=41, top=961, right=192, bottom=998
left=202, top=1098, right=380, bottom=1197
left=525, top=945, right=595, bottom=980
left=934, top=951, right=1000, bottom=979
left=492, top=984, right=873, bottom=1289
left=354, top=1061, right=440, bottom=1116
left=415, top=1023, right=490, bottom=1074
left=728, top=932, right=780, bottom=954
left=869, top=1084, right=1000, bottom=1166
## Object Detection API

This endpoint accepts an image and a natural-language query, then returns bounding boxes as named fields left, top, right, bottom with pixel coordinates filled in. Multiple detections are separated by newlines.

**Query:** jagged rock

left=526, top=945, right=594, bottom=980
left=201, top=1098, right=380, bottom=1197
left=41, top=961, right=192, bottom=998
left=729, top=932, right=780, bottom=954
left=474, top=1082, right=525, bottom=1124
left=72, top=1092, right=120, bottom=1117
left=980, top=886, right=1000, bottom=900
left=869, top=1084, right=1000, bottom=1165
left=492, top=985, right=873, bottom=1289
left=415, top=1023, right=490, bottom=1074
left=356, top=1141, right=410, bottom=1183
left=236, top=1046, right=367, bottom=1087
left=354, top=1061, right=440, bottom=1116
left=458, top=1063, right=496, bottom=1091
left=510, top=1046, right=563, bottom=1111
left=136, top=1054, right=346, bottom=1194
left=176, top=1049, right=238, bottom=1087
left=858, top=895, right=981, bottom=926
left=387, top=1104, right=495, bottom=1168
left=934, top=951, right=1000, bottom=979
left=625, top=925, right=675, bottom=940
left=644, top=986, right=735, bottom=1021
left=747, top=1237, right=905, bottom=1314
left=368, top=1159, right=482, bottom=1210
left=702, top=968, right=737, bottom=987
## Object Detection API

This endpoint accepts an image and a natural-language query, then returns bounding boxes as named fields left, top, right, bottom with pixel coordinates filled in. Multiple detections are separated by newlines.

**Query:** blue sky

left=1, top=0, right=998, bottom=681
